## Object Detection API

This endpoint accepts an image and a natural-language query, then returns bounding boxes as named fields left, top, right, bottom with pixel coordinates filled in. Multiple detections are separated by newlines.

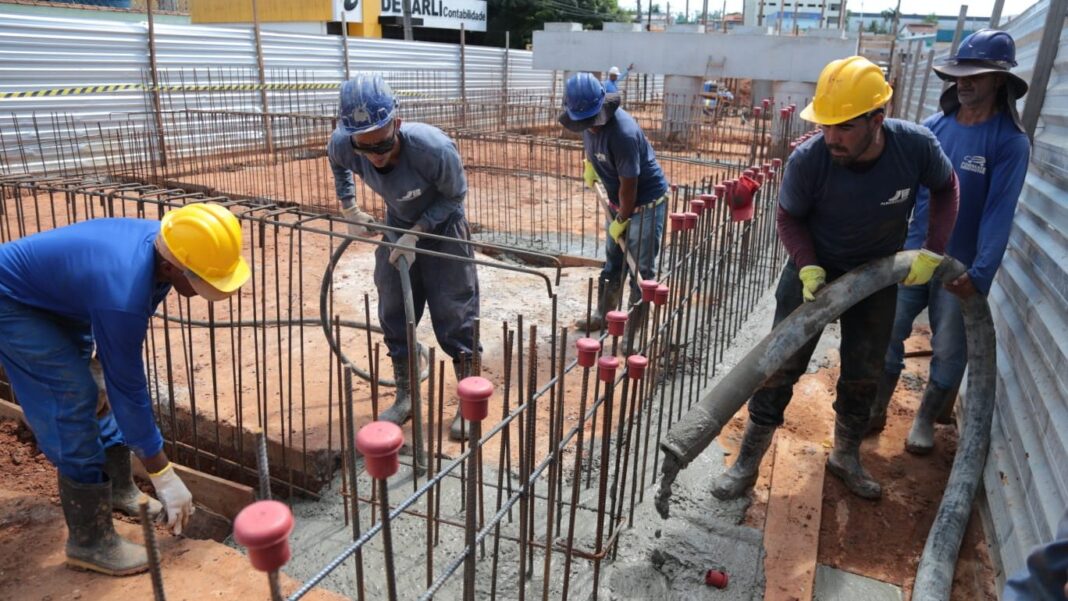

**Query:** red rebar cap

left=762, top=163, right=771, bottom=174
left=683, top=212, right=698, bottom=231
left=724, top=180, right=736, bottom=195
left=597, top=355, right=619, bottom=383
left=654, top=285, right=669, bottom=306
left=458, top=376, right=494, bottom=422
left=234, top=500, right=295, bottom=573
left=606, top=310, right=628, bottom=337
left=789, top=103, right=797, bottom=112
left=698, top=193, right=716, bottom=202
left=780, top=107, right=790, bottom=118
left=762, top=98, right=771, bottom=109
left=640, top=279, right=659, bottom=303
left=790, top=142, right=797, bottom=150
left=670, top=183, right=678, bottom=191
left=576, top=337, right=601, bottom=368
left=626, top=354, right=649, bottom=380
left=690, top=199, right=705, bottom=214
left=355, top=421, right=405, bottom=479
left=669, top=212, right=686, bottom=232
left=714, top=184, right=726, bottom=197
left=743, top=169, right=755, bottom=179
left=752, top=106, right=762, bottom=119
left=756, top=172, right=766, bottom=185
left=772, top=158, right=782, bottom=169
left=705, top=568, right=729, bottom=588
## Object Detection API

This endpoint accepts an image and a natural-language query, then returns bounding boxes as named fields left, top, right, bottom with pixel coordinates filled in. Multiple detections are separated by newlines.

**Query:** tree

left=488, top=0, right=630, bottom=48
left=923, top=12, right=938, bottom=24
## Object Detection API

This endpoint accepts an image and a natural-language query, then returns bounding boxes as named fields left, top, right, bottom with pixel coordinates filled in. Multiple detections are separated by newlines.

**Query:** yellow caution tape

left=0, top=82, right=430, bottom=99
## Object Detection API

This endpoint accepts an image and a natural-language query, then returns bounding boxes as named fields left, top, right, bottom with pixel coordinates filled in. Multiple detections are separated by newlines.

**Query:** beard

left=829, top=126, right=877, bottom=166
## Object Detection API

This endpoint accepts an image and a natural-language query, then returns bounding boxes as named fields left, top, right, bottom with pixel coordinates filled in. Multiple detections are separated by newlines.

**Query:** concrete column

left=661, top=75, right=705, bottom=146
left=751, top=80, right=773, bottom=107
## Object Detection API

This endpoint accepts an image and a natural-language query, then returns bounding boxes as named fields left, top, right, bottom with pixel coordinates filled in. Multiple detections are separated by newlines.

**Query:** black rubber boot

left=622, top=302, right=649, bottom=355
left=865, top=371, right=901, bottom=437
left=449, top=360, right=472, bottom=442
left=711, top=421, right=776, bottom=500
left=573, top=278, right=623, bottom=334
left=104, top=445, right=161, bottom=520
left=906, top=383, right=956, bottom=455
left=827, top=417, right=882, bottom=500
left=936, top=384, right=959, bottom=425
left=379, top=358, right=413, bottom=425
left=59, top=475, right=148, bottom=576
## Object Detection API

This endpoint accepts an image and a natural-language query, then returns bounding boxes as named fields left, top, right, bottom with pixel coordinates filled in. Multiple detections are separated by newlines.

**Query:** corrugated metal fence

left=895, top=1, right=1068, bottom=589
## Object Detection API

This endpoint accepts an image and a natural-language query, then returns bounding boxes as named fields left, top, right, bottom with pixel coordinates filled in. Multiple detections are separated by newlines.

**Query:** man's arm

left=776, top=204, right=818, bottom=268
left=924, top=171, right=959, bottom=255
left=963, top=136, right=1030, bottom=295
left=415, top=142, right=467, bottom=233
left=329, top=153, right=358, bottom=210
left=616, top=176, right=638, bottom=219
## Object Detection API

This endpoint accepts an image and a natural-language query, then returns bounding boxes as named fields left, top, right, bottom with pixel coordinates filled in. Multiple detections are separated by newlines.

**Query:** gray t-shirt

left=779, top=118, right=953, bottom=271
left=328, top=122, right=467, bottom=233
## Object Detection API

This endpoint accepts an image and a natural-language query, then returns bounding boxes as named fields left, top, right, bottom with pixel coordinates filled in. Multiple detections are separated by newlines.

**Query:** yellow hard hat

left=157, top=203, right=250, bottom=301
left=800, top=56, right=893, bottom=125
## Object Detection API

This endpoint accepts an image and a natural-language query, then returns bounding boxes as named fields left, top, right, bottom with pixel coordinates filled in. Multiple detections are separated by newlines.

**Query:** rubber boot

left=59, top=475, right=149, bottom=576
left=573, top=278, right=623, bottom=333
left=449, top=360, right=472, bottom=442
left=905, top=383, right=956, bottom=456
left=379, top=358, right=413, bottom=425
left=936, top=384, right=959, bottom=425
left=826, top=417, right=882, bottom=500
left=622, top=302, right=649, bottom=355
left=711, top=421, right=776, bottom=500
left=104, top=445, right=162, bottom=520
left=865, top=371, right=901, bottom=437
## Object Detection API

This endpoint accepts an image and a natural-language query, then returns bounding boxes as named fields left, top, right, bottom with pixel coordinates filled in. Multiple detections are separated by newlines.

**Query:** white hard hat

left=608, top=66, right=621, bottom=76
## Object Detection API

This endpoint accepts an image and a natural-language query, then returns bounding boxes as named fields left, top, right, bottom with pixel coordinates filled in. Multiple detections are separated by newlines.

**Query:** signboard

left=380, top=0, right=488, bottom=31
left=334, top=0, right=365, bottom=23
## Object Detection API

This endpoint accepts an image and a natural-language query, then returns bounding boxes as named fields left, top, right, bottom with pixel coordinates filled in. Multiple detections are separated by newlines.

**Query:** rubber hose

left=653, top=250, right=996, bottom=601
left=320, top=238, right=429, bottom=387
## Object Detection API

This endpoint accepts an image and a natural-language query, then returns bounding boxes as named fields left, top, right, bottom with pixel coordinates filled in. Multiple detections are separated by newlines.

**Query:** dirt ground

left=0, top=420, right=344, bottom=601
left=719, top=324, right=998, bottom=600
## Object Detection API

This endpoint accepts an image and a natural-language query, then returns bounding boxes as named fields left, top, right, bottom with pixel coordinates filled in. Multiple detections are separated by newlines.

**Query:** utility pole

left=402, top=0, right=414, bottom=39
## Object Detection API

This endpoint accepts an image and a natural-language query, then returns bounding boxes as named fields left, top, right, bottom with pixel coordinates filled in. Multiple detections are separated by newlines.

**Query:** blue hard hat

left=338, top=74, right=397, bottom=135
left=563, top=73, right=606, bottom=121
left=953, top=29, right=1017, bottom=67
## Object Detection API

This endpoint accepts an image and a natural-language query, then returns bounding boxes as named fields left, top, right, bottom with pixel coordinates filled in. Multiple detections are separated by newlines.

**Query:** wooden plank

left=0, top=398, right=255, bottom=522
left=763, top=437, right=828, bottom=601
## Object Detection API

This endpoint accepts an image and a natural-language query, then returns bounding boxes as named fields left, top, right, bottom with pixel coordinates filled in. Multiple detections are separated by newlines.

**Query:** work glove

left=583, top=159, right=600, bottom=189
left=903, top=249, right=942, bottom=286
left=340, top=204, right=375, bottom=237
left=149, top=463, right=195, bottom=535
left=609, top=216, right=629, bottom=243
left=798, top=265, right=826, bottom=302
left=389, top=232, right=419, bottom=268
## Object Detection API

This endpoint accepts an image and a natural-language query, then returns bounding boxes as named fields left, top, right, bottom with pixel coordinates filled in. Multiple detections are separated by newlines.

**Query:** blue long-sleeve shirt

left=0, top=219, right=171, bottom=457
left=604, top=67, right=630, bottom=94
left=905, top=109, right=1030, bottom=294
left=328, top=122, right=467, bottom=234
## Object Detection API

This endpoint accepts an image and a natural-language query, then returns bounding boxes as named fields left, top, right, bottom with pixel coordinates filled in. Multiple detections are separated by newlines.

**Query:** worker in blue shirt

left=604, top=63, right=634, bottom=94
left=559, top=72, right=669, bottom=353
left=329, top=74, right=480, bottom=442
left=1003, top=510, right=1068, bottom=601
left=0, top=203, right=251, bottom=575
left=870, top=30, right=1031, bottom=453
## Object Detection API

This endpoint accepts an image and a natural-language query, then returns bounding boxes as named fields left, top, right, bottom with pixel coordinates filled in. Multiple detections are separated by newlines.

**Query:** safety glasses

left=352, top=127, right=398, bottom=156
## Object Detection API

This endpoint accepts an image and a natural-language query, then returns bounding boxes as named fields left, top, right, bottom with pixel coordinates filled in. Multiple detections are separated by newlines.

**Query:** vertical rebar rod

left=140, top=496, right=166, bottom=601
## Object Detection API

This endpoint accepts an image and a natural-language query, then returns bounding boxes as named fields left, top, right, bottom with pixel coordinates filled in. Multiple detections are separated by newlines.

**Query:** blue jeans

left=0, top=296, right=124, bottom=483
left=748, top=262, right=898, bottom=429
left=602, top=198, right=667, bottom=302
left=374, top=217, right=480, bottom=361
left=882, top=281, right=967, bottom=390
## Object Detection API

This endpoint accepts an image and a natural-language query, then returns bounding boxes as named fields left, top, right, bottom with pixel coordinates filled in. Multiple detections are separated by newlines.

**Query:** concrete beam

left=532, top=31, right=856, bottom=82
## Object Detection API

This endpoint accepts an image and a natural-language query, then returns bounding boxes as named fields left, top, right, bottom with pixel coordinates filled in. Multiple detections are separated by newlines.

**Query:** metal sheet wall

left=895, top=1, right=1068, bottom=588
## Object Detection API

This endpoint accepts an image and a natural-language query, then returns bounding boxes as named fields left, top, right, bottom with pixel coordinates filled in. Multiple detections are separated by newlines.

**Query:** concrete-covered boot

left=906, top=383, right=956, bottom=455
left=865, top=371, right=901, bottom=436
left=59, top=475, right=148, bottom=576
left=449, top=360, right=472, bottom=442
left=827, top=417, right=882, bottom=500
left=104, top=445, right=161, bottom=520
left=379, top=358, right=413, bottom=425
left=711, top=421, right=776, bottom=500
left=573, top=278, right=623, bottom=334
left=622, top=302, right=649, bottom=355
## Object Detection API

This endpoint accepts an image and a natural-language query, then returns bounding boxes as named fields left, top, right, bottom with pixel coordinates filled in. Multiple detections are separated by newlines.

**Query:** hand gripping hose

left=653, top=251, right=995, bottom=601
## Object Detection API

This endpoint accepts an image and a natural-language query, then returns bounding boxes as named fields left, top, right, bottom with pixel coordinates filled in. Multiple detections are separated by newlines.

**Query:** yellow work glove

left=609, top=216, right=629, bottom=243
left=798, top=265, right=826, bottom=302
left=903, top=249, right=942, bottom=286
left=583, top=159, right=600, bottom=189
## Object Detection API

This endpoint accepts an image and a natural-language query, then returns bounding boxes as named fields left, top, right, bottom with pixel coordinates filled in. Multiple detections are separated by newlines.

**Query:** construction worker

left=604, top=63, right=634, bottom=94
left=328, top=73, right=480, bottom=441
left=712, top=56, right=959, bottom=501
left=560, top=72, right=669, bottom=353
left=870, top=29, right=1031, bottom=454
left=0, top=203, right=250, bottom=575
left=1002, top=510, right=1068, bottom=600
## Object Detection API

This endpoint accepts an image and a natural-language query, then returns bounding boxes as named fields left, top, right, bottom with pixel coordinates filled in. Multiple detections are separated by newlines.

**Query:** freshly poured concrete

left=814, top=564, right=904, bottom=601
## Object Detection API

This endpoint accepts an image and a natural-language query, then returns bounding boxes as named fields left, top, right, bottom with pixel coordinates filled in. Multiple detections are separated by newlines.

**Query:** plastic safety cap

left=458, top=376, right=495, bottom=422
left=234, top=500, right=295, bottom=572
left=355, top=421, right=405, bottom=479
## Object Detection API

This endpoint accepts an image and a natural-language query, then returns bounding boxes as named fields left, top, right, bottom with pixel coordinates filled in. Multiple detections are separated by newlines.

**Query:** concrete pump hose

left=654, top=250, right=996, bottom=601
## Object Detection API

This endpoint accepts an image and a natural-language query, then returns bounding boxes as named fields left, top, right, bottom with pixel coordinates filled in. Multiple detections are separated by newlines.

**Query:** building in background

left=742, top=0, right=844, bottom=30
